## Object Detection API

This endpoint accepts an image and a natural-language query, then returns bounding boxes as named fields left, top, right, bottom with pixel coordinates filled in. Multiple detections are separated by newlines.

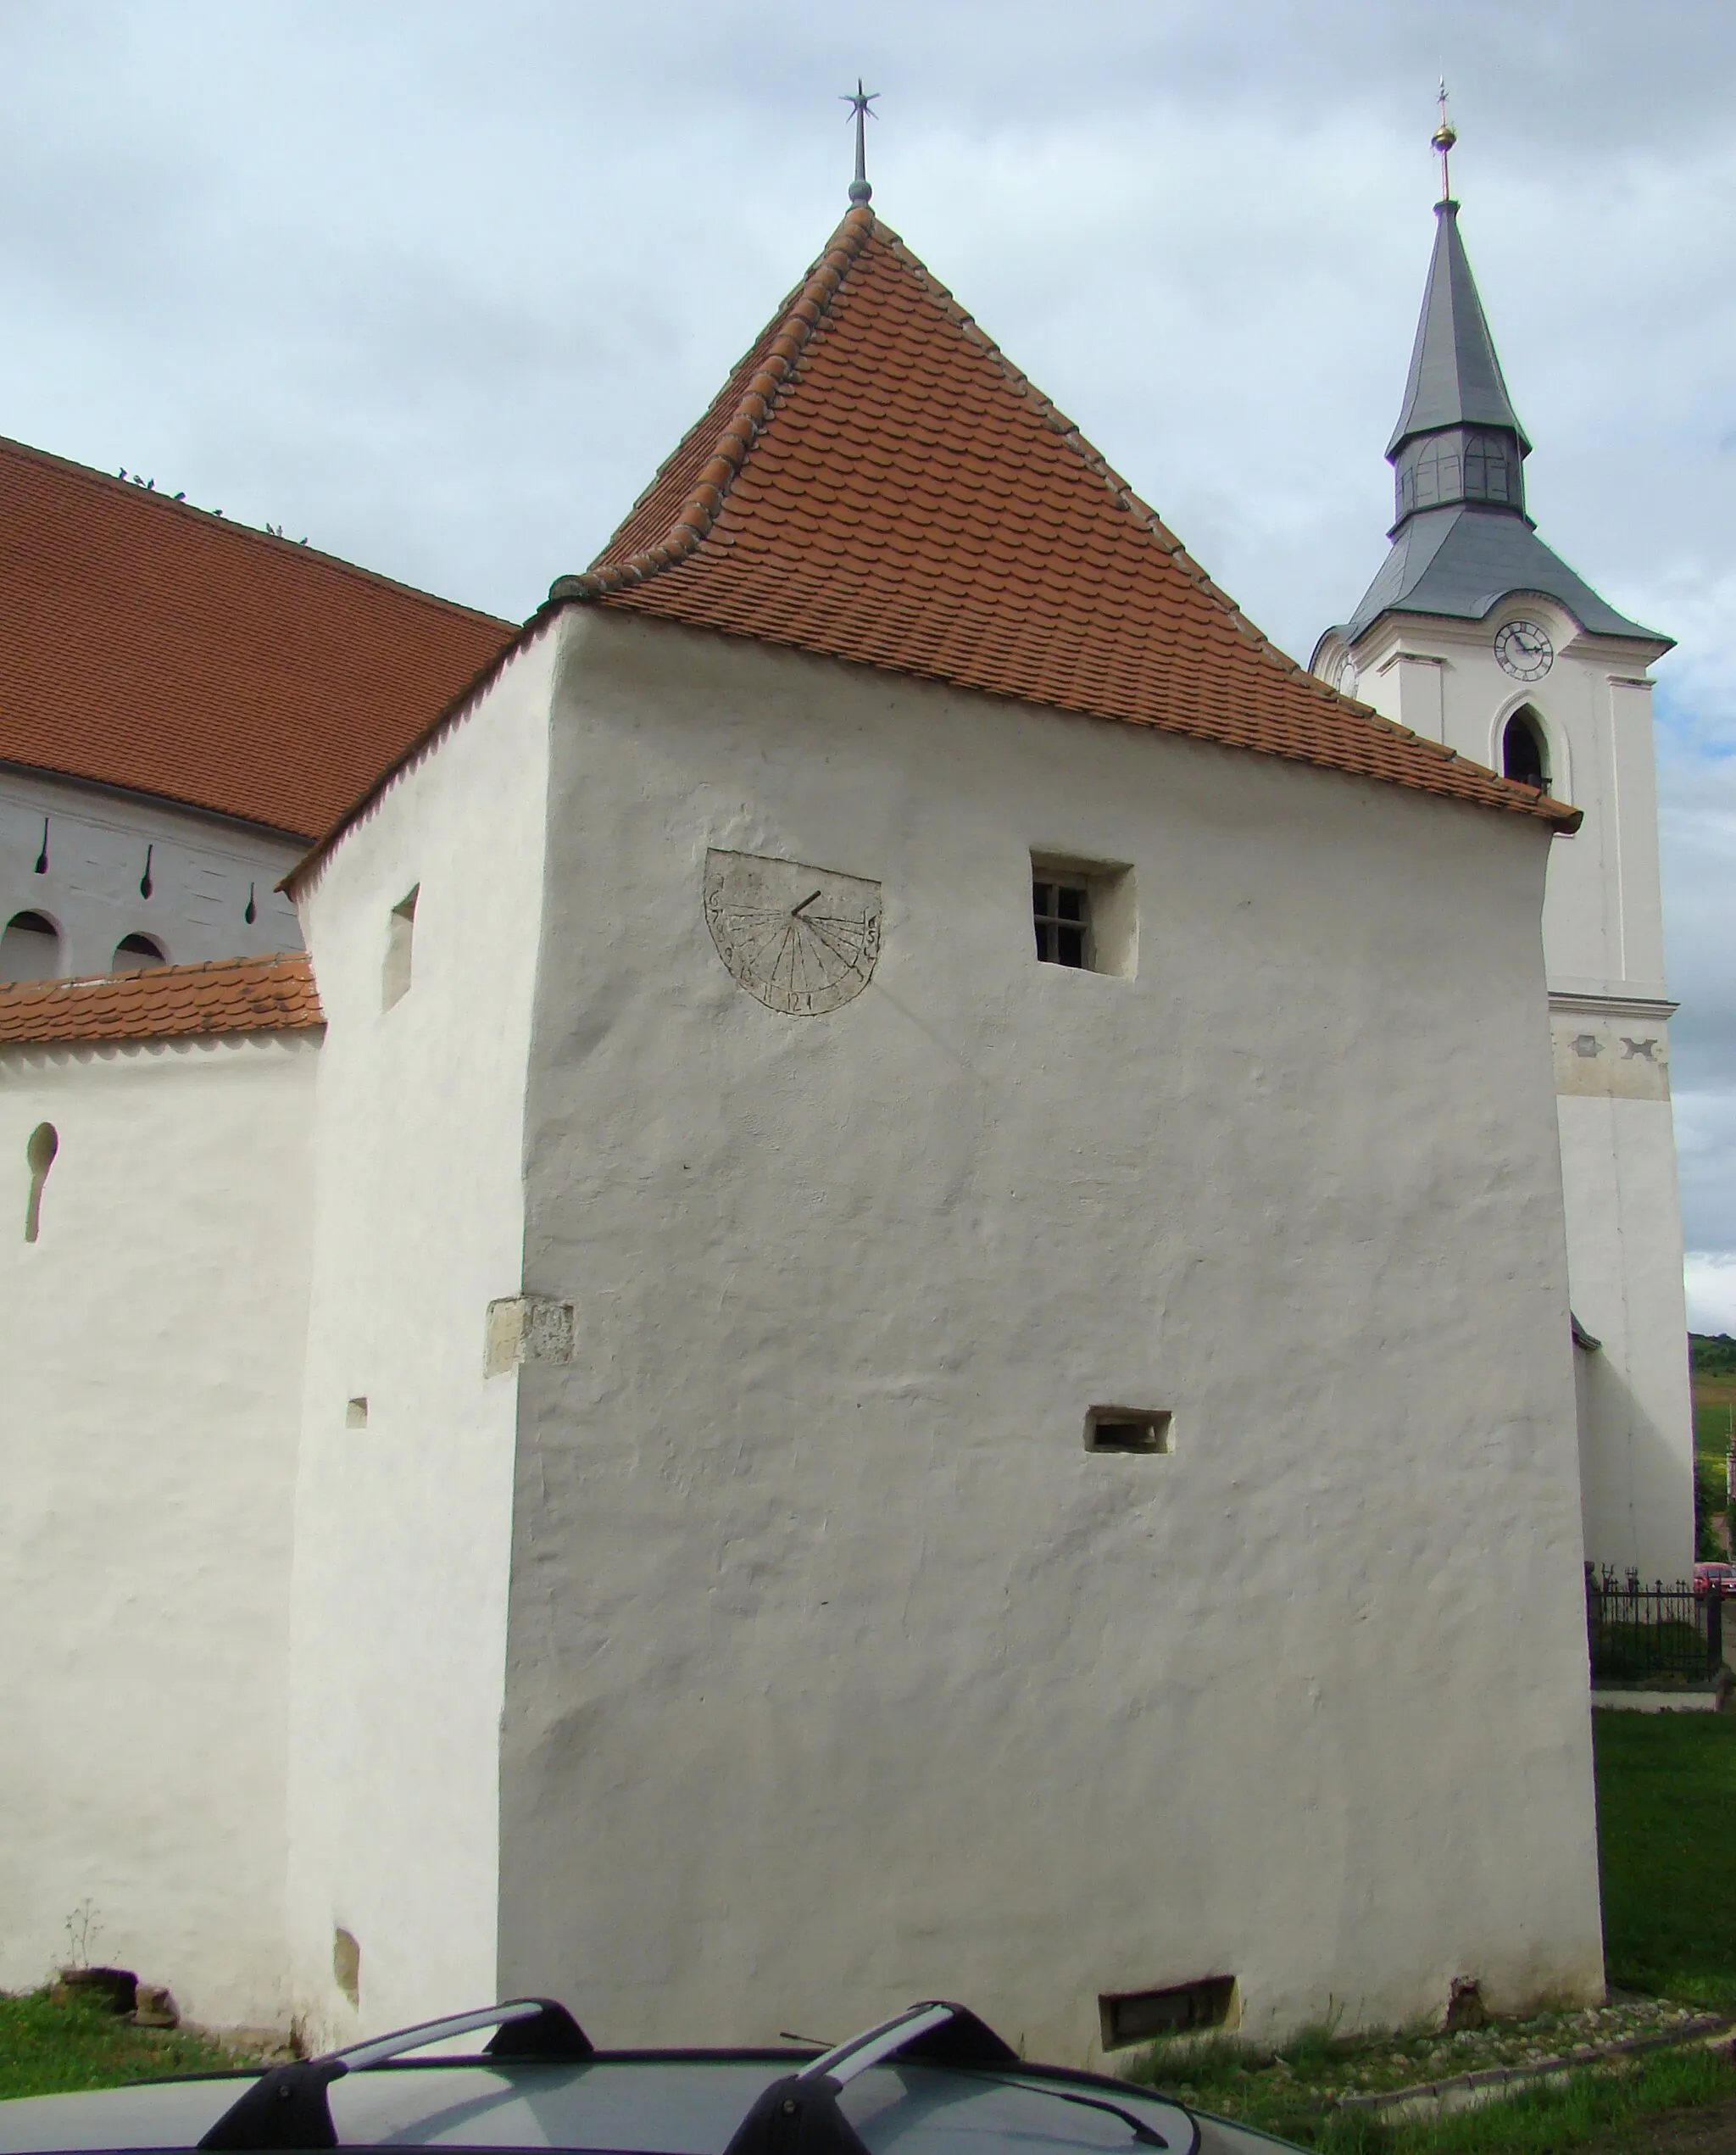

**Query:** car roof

left=0, top=2058, right=1200, bottom=2155
left=0, top=2002, right=1215, bottom=2155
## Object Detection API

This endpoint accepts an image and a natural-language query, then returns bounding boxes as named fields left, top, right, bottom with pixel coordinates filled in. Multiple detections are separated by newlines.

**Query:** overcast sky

left=3, top=0, right=1733, bottom=1318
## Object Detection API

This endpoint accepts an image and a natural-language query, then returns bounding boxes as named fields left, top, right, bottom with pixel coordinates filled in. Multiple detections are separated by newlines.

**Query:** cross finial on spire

left=1431, top=79, right=1458, bottom=205
left=841, top=79, right=878, bottom=204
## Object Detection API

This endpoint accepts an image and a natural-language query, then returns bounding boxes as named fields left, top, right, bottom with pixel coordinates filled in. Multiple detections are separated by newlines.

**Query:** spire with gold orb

left=1432, top=78, right=1458, bottom=204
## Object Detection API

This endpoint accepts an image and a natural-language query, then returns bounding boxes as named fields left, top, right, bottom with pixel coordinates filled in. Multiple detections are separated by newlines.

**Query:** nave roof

left=0, top=434, right=515, bottom=841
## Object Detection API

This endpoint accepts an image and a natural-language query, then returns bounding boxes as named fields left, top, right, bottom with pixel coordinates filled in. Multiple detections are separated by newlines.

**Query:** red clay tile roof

left=559, top=207, right=1577, bottom=832
left=0, top=434, right=515, bottom=840
left=0, top=949, right=321, bottom=1045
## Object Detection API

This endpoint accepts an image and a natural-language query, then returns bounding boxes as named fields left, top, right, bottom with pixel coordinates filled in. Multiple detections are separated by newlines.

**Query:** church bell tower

left=1313, top=99, right=1694, bottom=1582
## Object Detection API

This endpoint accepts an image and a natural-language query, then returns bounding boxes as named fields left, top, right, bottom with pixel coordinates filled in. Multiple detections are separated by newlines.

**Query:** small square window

left=1085, top=1406, right=1171, bottom=1455
left=1030, top=856, right=1136, bottom=977
left=1033, top=879, right=1091, bottom=967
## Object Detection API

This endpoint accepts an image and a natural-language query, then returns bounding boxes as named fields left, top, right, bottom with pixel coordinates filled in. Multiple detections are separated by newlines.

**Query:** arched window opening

left=25, top=1122, right=58, bottom=1244
left=1502, top=708, right=1548, bottom=791
left=112, top=933, right=166, bottom=972
left=1, top=910, right=61, bottom=983
left=1463, top=432, right=1511, bottom=504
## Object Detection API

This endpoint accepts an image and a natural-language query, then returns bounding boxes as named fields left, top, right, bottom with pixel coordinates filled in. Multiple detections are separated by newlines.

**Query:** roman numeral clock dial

left=1494, top=620, right=1554, bottom=682
left=703, top=849, right=882, bottom=1016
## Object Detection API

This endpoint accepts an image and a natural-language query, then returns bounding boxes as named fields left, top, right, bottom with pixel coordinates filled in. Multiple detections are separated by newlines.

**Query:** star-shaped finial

left=841, top=78, right=879, bottom=204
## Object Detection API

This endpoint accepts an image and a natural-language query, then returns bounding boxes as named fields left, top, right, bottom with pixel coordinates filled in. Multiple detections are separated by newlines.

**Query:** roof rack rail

left=198, top=1997, right=592, bottom=2150
left=721, top=2002, right=1018, bottom=2155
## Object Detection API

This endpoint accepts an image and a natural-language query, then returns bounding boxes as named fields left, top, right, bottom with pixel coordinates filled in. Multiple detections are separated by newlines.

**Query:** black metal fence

left=1586, top=1565, right=1724, bottom=1686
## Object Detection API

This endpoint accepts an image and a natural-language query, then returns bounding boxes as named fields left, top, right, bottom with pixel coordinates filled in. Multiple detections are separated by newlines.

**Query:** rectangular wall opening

left=1084, top=1406, right=1172, bottom=1455
left=345, top=1397, right=369, bottom=1430
left=1099, top=1976, right=1238, bottom=2050
left=381, top=885, right=419, bottom=1011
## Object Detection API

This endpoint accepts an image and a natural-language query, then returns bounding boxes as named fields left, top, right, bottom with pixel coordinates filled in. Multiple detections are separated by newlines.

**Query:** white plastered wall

left=1561, top=1092, right=1694, bottom=1577
left=0, top=1031, right=317, bottom=2026
left=497, top=610, right=1601, bottom=2066
left=1342, top=607, right=1692, bottom=1580
left=283, top=626, right=553, bottom=2046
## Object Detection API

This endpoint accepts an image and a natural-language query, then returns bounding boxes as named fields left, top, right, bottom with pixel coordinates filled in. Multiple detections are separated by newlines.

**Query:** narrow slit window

left=1033, top=879, right=1090, bottom=968
left=382, top=885, right=419, bottom=1011
left=332, top=1927, right=361, bottom=2007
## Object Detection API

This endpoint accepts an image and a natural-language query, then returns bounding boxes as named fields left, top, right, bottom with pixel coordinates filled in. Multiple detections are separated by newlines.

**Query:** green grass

left=1688, top=1350, right=1732, bottom=1564
left=1135, top=2039, right=1736, bottom=2155
left=0, top=1990, right=237, bottom=2102
left=1689, top=1355, right=1736, bottom=1467
left=1594, top=1709, right=1736, bottom=2010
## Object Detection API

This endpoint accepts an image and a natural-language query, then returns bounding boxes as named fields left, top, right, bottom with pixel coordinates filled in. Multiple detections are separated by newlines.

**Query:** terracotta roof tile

left=0, top=949, right=322, bottom=1045
left=0, top=436, right=515, bottom=839
left=559, top=208, right=1577, bottom=832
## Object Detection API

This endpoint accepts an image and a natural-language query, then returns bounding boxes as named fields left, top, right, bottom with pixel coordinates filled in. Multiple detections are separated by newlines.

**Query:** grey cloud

left=2, top=0, right=1733, bottom=1254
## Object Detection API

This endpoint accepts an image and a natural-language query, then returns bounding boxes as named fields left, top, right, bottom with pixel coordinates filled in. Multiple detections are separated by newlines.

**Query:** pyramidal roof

left=1386, top=201, right=1529, bottom=457
left=556, top=206, right=1571, bottom=830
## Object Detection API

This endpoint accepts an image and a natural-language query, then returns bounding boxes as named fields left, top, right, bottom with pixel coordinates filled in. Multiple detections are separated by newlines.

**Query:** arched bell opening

left=1501, top=706, right=1549, bottom=791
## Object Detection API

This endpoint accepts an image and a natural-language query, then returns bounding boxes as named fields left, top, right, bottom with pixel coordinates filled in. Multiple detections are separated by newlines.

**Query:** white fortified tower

left=1313, top=109, right=1693, bottom=1582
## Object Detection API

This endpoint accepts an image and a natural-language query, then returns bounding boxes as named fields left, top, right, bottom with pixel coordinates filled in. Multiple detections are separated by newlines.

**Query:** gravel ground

left=1154, top=1999, right=1724, bottom=2108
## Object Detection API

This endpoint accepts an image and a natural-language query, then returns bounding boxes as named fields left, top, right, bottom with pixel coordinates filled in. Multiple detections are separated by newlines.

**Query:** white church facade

left=0, top=166, right=1683, bottom=2056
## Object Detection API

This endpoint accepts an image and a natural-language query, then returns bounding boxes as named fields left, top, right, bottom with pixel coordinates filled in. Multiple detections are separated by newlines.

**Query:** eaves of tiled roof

left=0, top=949, right=322, bottom=1046
left=556, top=205, right=1579, bottom=834
left=0, top=434, right=516, bottom=840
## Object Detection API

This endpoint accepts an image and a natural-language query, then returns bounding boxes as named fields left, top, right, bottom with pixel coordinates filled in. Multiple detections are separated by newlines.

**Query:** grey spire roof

left=1343, top=504, right=1666, bottom=644
left=1387, top=202, right=1530, bottom=457
left=1335, top=192, right=1669, bottom=651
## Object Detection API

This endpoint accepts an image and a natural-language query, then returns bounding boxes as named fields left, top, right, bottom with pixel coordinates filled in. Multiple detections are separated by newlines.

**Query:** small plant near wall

left=48, top=1901, right=136, bottom=2016
left=62, top=1900, right=99, bottom=1973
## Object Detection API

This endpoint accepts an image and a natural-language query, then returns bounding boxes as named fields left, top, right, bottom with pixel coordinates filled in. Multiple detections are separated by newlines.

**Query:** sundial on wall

left=703, top=849, right=882, bottom=1016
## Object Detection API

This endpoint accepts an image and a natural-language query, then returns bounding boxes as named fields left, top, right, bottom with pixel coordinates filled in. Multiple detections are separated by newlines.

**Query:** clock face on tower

left=703, top=849, right=882, bottom=1016
left=1494, top=620, right=1555, bottom=682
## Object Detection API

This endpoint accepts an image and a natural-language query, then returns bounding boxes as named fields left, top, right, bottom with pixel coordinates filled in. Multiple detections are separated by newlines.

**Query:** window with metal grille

left=1033, top=878, right=1090, bottom=967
